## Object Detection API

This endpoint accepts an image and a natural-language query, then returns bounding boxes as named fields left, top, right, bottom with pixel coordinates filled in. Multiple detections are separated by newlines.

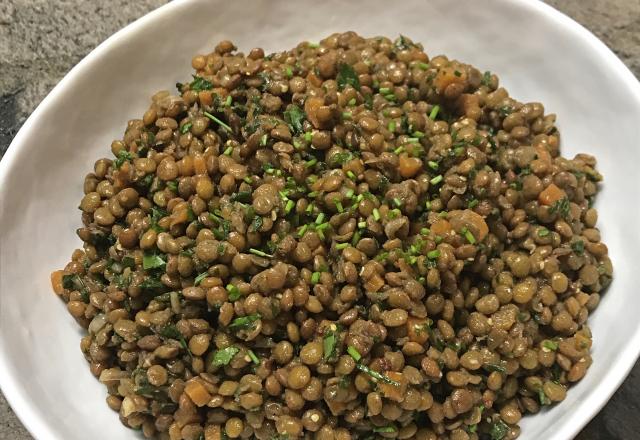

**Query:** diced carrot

left=198, top=91, right=213, bottom=106
left=431, top=219, right=452, bottom=236
left=535, top=143, right=552, bottom=166
left=433, top=66, right=466, bottom=94
left=51, top=270, right=65, bottom=295
left=184, top=380, right=212, bottom=407
left=379, top=371, right=408, bottom=402
left=406, top=317, right=430, bottom=345
left=304, top=96, right=325, bottom=129
left=539, top=183, right=566, bottom=206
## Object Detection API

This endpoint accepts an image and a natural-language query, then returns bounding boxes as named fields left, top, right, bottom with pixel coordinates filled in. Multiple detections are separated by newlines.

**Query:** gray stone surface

left=0, top=0, right=639, bottom=439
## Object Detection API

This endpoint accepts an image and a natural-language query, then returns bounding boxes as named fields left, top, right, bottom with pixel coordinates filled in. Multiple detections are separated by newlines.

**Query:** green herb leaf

left=247, top=349, right=260, bottom=365
left=549, top=197, right=571, bottom=219
left=114, top=150, right=133, bottom=169
left=227, top=284, right=241, bottom=301
left=228, top=314, right=261, bottom=330
left=481, top=71, right=492, bottom=87
left=194, top=272, right=208, bottom=286
left=211, top=346, right=240, bottom=367
left=139, top=275, right=164, bottom=291
left=484, top=362, right=507, bottom=373
left=538, top=388, right=551, bottom=406
left=203, top=111, right=232, bottom=132
left=143, top=253, right=166, bottom=270
left=323, top=330, right=338, bottom=360
left=538, top=227, right=550, bottom=237
left=356, top=364, right=400, bottom=386
left=571, top=240, right=585, bottom=255
left=543, top=340, right=559, bottom=351
left=230, top=191, right=252, bottom=203
left=159, top=325, right=182, bottom=340
left=490, top=420, right=509, bottom=440
left=250, top=216, right=263, bottom=232
left=336, top=63, right=360, bottom=91
left=347, top=346, right=362, bottom=362
left=180, top=122, right=192, bottom=134
left=284, top=104, right=306, bottom=135
left=189, top=75, right=213, bottom=92
left=373, top=425, right=397, bottom=433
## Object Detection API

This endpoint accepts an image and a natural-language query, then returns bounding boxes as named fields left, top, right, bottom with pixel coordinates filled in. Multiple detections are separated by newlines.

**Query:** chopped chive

left=316, top=228, right=325, bottom=240
left=311, top=272, right=321, bottom=284
left=538, top=228, right=550, bottom=237
left=348, top=98, right=356, bottom=106
left=420, top=227, right=430, bottom=235
left=429, top=105, right=440, bottom=120
left=315, top=213, right=325, bottom=224
left=305, top=158, right=318, bottom=168
left=430, top=175, right=443, bottom=185
left=428, top=160, right=439, bottom=170
left=379, top=87, right=391, bottom=94
left=347, top=346, right=362, bottom=361
left=356, top=194, right=364, bottom=202
left=243, top=176, right=253, bottom=184
left=388, top=121, right=396, bottom=132
left=304, top=131, right=313, bottom=142
left=372, top=208, right=381, bottom=221
left=285, top=66, right=293, bottom=78
left=406, top=137, right=419, bottom=144
left=226, top=283, right=241, bottom=301
left=351, top=230, right=361, bottom=245
left=305, top=203, right=314, bottom=213
left=346, top=170, right=356, bottom=180
left=543, top=340, right=559, bottom=351
left=224, top=95, right=232, bottom=107
left=345, top=189, right=355, bottom=198
left=413, top=130, right=425, bottom=138
left=393, top=198, right=402, bottom=208
left=342, top=111, right=352, bottom=120
left=260, top=134, right=268, bottom=146
left=336, top=242, right=349, bottom=250
left=249, top=248, right=273, bottom=258
left=335, top=200, right=344, bottom=213
left=204, top=111, right=232, bottom=132
left=358, top=221, right=367, bottom=229
left=394, top=146, right=404, bottom=155
left=316, top=222, right=330, bottom=231
left=285, top=199, right=295, bottom=214
left=307, top=191, right=319, bottom=197
left=425, top=200, right=432, bottom=210
left=356, top=364, right=400, bottom=386
left=464, top=229, right=476, bottom=244
left=438, top=211, right=448, bottom=218
left=308, top=42, right=320, bottom=48
left=298, top=225, right=309, bottom=237
left=417, top=62, right=429, bottom=70
left=194, top=271, right=208, bottom=286
left=247, top=349, right=260, bottom=365
left=468, top=199, right=479, bottom=208
left=434, top=235, right=443, bottom=244
left=427, top=249, right=441, bottom=259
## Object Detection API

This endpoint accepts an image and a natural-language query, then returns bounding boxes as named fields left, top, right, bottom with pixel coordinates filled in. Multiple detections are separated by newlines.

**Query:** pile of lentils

left=51, top=32, right=612, bottom=440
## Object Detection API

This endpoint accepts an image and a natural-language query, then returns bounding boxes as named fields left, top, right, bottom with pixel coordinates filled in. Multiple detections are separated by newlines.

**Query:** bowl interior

left=1, top=0, right=639, bottom=439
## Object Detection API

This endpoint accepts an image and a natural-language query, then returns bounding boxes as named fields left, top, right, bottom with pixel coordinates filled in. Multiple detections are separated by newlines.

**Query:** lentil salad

left=50, top=32, right=612, bottom=440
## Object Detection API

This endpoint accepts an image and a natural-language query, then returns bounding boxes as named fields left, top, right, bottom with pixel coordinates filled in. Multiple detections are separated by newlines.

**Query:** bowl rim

left=1, top=1, right=639, bottom=439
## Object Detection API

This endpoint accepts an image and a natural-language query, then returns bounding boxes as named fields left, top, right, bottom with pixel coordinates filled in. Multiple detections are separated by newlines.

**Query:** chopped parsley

left=188, top=75, right=213, bottom=92
left=227, top=314, right=261, bottom=330
left=323, top=329, right=338, bottom=360
left=571, top=240, right=585, bottom=255
left=194, top=271, right=208, bottom=286
left=336, top=63, right=360, bottom=91
left=180, top=122, right=192, bottom=134
left=549, top=197, right=571, bottom=219
left=143, top=253, right=166, bottom=270
left=114, top=150, right=133, bottom=169
left=490, top=420, right=509, bottom=440
left=211, top=346, right=240, bottom=367
left=284, top=104, right=306, bottom=135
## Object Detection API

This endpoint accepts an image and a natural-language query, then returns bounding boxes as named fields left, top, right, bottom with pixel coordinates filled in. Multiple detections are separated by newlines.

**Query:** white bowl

left=1, top=0, right=639, bottom=439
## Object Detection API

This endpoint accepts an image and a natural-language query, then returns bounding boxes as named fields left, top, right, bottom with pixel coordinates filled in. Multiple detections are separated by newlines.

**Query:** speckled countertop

left=1, top=1, right=639, bottom=439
